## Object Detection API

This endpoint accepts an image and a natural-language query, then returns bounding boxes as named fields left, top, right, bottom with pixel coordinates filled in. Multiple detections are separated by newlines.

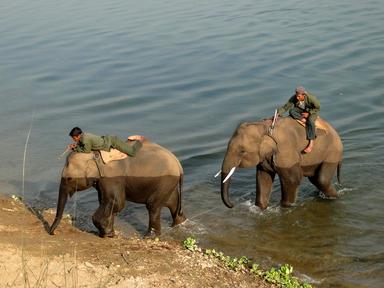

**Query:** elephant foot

left=280, top=201, right=295, bottom=208
left=319, top=190, right=339, bottom=200
left=100, top=230, right=116, bottom=238
left=144, top=228, right=160, bottom=239
left=172, top=213, right=187, bottom=227
left=256, top=202, right=268, bottom=211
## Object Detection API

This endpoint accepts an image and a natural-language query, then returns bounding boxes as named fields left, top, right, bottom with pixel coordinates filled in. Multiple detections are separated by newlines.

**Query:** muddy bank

left=0, top=194, right=272, bottom=287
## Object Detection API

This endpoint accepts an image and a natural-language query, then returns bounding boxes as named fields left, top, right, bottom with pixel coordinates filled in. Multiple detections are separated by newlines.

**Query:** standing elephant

left=219, top=117, right=343, bottom=209
left=49, top=141, right=186, bottom=237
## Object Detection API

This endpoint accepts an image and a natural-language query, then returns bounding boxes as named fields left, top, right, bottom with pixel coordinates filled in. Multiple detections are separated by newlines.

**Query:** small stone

left=84, top=262, right=94, bottom=268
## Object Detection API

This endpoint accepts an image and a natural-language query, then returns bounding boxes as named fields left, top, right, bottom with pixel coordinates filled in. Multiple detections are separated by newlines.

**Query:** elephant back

left=105, top=142, right=182, bottom=178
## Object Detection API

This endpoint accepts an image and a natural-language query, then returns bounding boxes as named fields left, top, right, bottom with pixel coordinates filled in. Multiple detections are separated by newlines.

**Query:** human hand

left=301, top=112, right=309, bottom=118
left=67, top=143, right=77, bottom=150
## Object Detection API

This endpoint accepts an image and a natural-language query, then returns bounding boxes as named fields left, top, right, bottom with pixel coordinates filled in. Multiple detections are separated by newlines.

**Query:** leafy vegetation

left=182, top=236, right=312, bottom=288
left=182, top=236, right=201, bottom=252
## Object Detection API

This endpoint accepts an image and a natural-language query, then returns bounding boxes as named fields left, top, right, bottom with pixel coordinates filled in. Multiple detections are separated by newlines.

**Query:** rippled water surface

left=1, top=1, right=383, bottom=287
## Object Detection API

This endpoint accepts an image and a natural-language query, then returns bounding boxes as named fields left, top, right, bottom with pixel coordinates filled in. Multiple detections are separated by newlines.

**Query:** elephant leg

left=278, top=166, right=302, bottom=207
left=280, top=181, right=300, bottom=207
left=256, top=167, right=275, bottom=210
left=145, top=203, right=162, bottom=237
left=92, top=201, right=116, bottom=238
left=309, top=162, right=339, bottom=199
left=92, top=184, right=125, bottom=238
left=166, top=188, right=186, bottom=227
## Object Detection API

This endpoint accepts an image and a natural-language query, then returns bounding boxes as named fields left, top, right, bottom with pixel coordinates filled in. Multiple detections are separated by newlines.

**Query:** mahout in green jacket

left=68, top=127, right=143, bottom=156
left=276, top=86, right=320, bottom=153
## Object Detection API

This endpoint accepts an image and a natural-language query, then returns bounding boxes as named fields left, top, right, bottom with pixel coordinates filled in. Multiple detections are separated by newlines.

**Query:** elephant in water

left=49, top=141, right=186, bottom=237
left=219, top=117, right=343, bottom=210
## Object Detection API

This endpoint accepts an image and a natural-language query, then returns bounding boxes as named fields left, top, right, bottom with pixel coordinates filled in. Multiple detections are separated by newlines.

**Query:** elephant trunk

left=221, top=172, right=234, bottom=208
left=220, top=152, right=238, bottom=208
left=49, top=181, right=68, bottom=235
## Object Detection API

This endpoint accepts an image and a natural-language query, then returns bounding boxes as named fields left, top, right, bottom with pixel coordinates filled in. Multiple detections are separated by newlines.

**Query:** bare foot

left=303, top=140, right=314, bottom=153
left=303, top=146, right=312, bottom=153
left=128, top=135, right=146, bottom=141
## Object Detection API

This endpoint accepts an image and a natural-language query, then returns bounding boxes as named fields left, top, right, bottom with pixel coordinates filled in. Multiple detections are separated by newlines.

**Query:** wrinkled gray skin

left=49, top=142, right=186, bottom=237
left=221, top=117, right=343, bottom=209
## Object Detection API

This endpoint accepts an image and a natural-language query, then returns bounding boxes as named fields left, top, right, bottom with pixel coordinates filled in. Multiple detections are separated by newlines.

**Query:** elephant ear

left=260, top=135, right=276, bottom=161
left=272, top=127, right=301, bottom=168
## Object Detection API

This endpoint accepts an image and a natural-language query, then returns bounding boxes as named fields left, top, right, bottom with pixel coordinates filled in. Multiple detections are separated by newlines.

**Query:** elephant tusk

left=223, top=167, right=236, bottom=183
left=214, top=170, right=222, bottom=178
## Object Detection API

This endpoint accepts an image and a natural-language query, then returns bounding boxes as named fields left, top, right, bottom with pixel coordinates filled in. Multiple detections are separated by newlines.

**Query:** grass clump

left=263, top=264, right=312, bottom=288
left=182, top=236, right=312, bottom=288
left=204, top=248, right=250, bottom=272
left=182, top=236, right=201, bottom=252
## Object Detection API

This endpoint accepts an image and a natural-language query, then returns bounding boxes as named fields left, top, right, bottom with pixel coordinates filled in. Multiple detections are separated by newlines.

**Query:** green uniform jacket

left=277, top=92, right=320, bottom=117
left=73, top=132, right=142, bottom=156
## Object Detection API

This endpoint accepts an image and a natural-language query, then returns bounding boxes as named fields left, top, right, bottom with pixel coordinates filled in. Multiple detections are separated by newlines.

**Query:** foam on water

left=166, top=219, right=209, bottom=236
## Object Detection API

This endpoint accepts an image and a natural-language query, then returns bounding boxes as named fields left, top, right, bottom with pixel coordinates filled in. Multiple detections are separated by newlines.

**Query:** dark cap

left=69, top=127, right=82, bottom=137
left=295, top=86, right=307, bottom=94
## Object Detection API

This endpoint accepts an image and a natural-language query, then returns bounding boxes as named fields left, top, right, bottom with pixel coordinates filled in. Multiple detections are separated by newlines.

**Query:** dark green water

left=0, top=1, right=383, bottom=286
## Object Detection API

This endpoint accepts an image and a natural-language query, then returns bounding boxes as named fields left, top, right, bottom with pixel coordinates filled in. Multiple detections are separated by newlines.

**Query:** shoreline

left=0, top=193, right=273, bottom=287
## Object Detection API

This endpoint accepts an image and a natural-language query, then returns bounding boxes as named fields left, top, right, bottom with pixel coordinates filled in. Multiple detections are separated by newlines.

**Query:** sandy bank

left=0, top=194, right=271, bottom=287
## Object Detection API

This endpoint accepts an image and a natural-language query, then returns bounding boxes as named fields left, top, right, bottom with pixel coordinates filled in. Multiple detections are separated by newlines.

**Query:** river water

left=0, top=0, right=383, bottom=287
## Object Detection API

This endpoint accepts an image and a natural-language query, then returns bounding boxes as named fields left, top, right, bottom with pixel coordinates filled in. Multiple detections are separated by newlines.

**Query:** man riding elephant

left=50, top=135, right=186, bottom=237
left=277, top=86, right=320, bottom=153
left=68, top=127, right=144, bottom=156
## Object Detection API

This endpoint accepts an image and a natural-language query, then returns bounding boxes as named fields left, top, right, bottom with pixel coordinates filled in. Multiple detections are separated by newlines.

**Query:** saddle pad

left=100, top=148, right=127, bottom=164
left=296, top=117, right=328, bottom=133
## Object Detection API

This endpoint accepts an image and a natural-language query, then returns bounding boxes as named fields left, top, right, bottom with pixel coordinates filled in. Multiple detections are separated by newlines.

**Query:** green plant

left=182, top=236, right=201, bottom=252
left=204, top=248, right=250, bottom=271
left=182, top=237, right=312, bottom=288
left=264, top=264, right=311, bottom=288
left=250, top=263, right=263, bottom=277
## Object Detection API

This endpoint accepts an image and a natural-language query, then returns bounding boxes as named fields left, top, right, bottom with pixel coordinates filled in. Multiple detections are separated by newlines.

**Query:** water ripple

left=1, top=1, right=384, bottom=286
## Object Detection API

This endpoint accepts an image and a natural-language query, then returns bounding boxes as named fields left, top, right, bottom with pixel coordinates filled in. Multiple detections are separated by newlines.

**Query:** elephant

left=219, top=117, right=343, bottom=210
left=49, top=141, right=186, bottom=237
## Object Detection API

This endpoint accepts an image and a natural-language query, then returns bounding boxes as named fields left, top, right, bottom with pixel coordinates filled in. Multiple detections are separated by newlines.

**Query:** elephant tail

left=337, top=161, right=342, bottom=185
left=177, top=173, right=183, bottom=216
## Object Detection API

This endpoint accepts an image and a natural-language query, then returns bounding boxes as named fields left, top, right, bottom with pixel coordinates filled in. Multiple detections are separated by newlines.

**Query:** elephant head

left=220, top=121, right=276, bottom=208
left=49, top=152, right=99, bottom=235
